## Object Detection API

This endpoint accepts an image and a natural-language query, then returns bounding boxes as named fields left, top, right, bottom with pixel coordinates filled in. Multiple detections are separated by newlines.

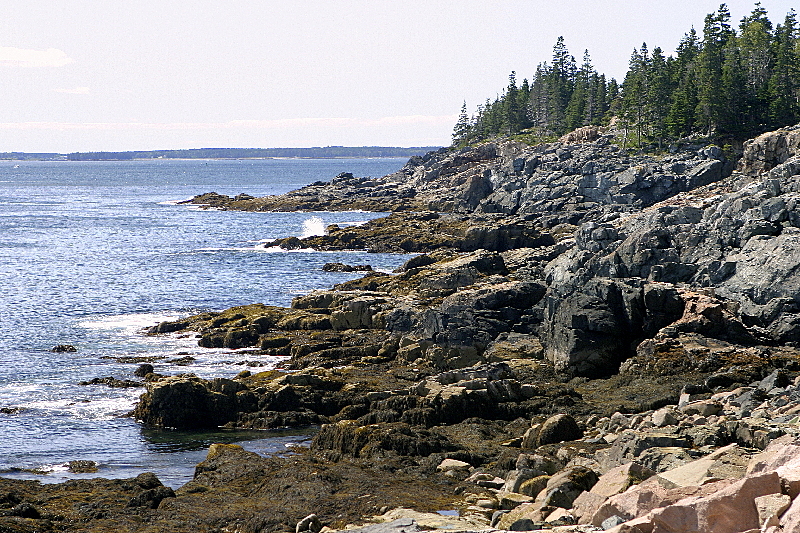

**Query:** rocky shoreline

left=5, top=125, right=800, bottom=532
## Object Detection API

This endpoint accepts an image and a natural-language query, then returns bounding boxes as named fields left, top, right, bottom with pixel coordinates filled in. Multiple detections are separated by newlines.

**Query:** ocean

left=0, top=157, right=411, bottom=488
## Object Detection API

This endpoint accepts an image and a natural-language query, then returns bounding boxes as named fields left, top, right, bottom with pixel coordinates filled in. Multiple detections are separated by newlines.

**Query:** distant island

left=0, top=146, right=442, bottom=161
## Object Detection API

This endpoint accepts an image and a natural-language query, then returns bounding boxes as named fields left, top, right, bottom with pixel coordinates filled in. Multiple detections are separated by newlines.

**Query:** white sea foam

left=300, top=216, right=326, bottom=238
left=21, top=390, right=140, bottom=420
left=79, top=312, right=184, bottom=332
left=32, top=463, right=71, bottom=474
left=260, top=245, right=317, bottom=253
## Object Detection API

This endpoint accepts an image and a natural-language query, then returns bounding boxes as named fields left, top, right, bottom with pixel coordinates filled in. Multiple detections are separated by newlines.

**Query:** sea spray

left=301, top=216, right=327, bottom=238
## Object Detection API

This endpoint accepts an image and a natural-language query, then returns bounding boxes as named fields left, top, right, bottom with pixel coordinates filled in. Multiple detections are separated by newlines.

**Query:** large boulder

left=536, top=414, right=583, bottom=446
left=737, top=124, right=800, bottom=176
left=310, top=421, right=454, bottom=458
left=133, top=376, right=249, bottom=429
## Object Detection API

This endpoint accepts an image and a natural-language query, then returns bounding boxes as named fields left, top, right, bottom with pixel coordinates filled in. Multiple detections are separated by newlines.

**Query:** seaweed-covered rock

left=134, top=376, right=247, bottom=429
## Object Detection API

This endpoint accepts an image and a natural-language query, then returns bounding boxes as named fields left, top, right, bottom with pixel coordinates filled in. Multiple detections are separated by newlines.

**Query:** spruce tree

left=504, top=71, right=521, bottom=134
left=452, top=101, right=472, bottom=147
left=648, top=47, right=672, bottom=147
left=768, top=10, right=799, bottom=128
left=666, top=29, right=701, bottom=138
left=696, top=5, right=734, bottom=134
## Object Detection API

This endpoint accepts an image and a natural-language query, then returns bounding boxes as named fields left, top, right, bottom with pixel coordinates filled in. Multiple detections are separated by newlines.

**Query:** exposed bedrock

left=145, top=124, right=800, bottom=403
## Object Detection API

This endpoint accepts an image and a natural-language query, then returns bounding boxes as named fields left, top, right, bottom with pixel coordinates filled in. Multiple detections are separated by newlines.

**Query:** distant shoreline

left=0, top=146, right=442, bottom=162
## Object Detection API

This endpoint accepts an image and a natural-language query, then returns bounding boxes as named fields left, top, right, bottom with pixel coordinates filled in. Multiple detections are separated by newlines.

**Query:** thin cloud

left=53, top=87, right=90, bottom=95
left=0, top=47, right=73, bottom=68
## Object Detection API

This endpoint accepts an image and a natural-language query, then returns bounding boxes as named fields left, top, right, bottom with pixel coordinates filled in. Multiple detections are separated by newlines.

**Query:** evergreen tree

left=504, top=71, right=521, bottom=134
left=696, top=5, right=734, bottom=134
left=518, top=78, right=532, bottom=130
left=620, top=45, right=650, bottom=147
left=565, top=50, right=593, bottom=130
left=548, top=37, right=576, bottom=134
left=738, top=4, right=774, bottom=131
left=666, top=29, right=701, bottom=137
left=452, top=101, right=472, bottom=146
left=768, top=10, right=799, bottom=128
left=648, top=47, right=672, bottom=147
left=453, top=5, right=800, bottom=149
left=528, top=64, right=551, bottom=129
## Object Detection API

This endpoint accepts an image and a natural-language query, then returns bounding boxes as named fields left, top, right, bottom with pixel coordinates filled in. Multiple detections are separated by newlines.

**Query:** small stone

left=680, top=400, right=722, bottom=417
left=475, top=499, right=497, bottom=509
left=476, top=477, right=506, bottom=489
left=499, top=492, right=533, bottom=510
left=51, top=344, right=77, bottom=353
left=601, top=514, right=627, bottom=529
left=537, top=414, right=583, bottom=446
left=296, top=513, right=322, bottom=533
left=652, top=407, right=679, bottom=427
left=465, top=472, right=494, bottom=483
left=544, top=507, right=574, bottom=523
left=436, top=458, right=470, bottom=472
left=518, top=475, right=551, bottom=498
left=490, top=510, right=507, bottom=528
left=67, top=460, right=98, bottom=473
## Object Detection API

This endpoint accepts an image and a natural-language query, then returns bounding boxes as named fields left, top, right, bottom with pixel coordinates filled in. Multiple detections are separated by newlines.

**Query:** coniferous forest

left=452, top=3, right=800, bottom=149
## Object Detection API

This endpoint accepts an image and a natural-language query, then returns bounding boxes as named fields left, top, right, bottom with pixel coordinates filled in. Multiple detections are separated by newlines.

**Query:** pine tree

left=518, top=78, right=532, bottom=130
left=696, top=5, right=734, bottom=134
left=768, top=10, right=800, bottom=128
left=565, top=50, right=593, bottom=131
left=721, top=39, right=751, bottom=136
left=504, top=71, right=521, bottom=134
left=739, top=3, right=774, bottom=93
left=620, top=45, right=650, bottom=147
left=548, top=37, right=576, bottom=134
left=666, top=29, right=701, bottom=138
left=648, top=47, right=672, bottom=147
left=452, top=101, right=472, bottom=146
left=528, top=64, right=551, bottom=130
left=453, top=4, right=800, bottom=149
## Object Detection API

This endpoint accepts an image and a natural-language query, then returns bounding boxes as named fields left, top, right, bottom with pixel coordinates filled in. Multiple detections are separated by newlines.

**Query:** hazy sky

left=0, top=1, right=796, bottom=152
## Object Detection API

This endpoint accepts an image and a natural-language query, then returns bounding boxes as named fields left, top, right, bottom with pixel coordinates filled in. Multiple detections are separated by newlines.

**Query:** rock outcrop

left=37, top=123, right=800, bottom=532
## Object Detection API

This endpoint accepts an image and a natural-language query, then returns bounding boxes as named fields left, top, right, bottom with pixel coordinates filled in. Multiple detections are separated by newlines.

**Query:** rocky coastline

left=5, top=125, right=800, bottom=532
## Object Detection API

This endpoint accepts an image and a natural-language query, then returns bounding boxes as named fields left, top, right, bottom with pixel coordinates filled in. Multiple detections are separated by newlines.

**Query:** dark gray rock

left=127, top=486, right=175, bottom=509
left=133, top=376, right=248, bottom=429
left=11, top=502, right=40, bottom=519
left=51, top=344, right=77, bottom=352
left=134, top=363, right=154, bottom=377
left=537, top=414, right=583, bottom=446
left=601, top=515, right=628, bottom=530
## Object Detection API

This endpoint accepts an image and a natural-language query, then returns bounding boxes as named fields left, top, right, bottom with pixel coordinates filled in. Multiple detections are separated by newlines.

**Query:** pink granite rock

left=646, top=472, right=780, bottom=533
left=754, top=493, right=791, bottom=528
left=591, top=478, right=735, bottom=527
left=747, top=436, right=800, bottom=499
left=779, top=493, right=800, bottom=532
left=572, top=490, right=606, bottom=524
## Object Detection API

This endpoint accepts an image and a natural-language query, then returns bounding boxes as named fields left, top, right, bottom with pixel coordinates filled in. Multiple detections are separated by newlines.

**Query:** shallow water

left=0, top=157, right=411, bottom=487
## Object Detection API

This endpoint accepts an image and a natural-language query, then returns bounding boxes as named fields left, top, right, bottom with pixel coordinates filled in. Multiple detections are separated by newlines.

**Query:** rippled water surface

left=0, top=158, right=410, bottom=487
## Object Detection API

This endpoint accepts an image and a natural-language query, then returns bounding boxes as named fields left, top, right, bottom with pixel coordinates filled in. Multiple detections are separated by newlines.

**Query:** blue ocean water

left=0, top=157, right=411, bottom=487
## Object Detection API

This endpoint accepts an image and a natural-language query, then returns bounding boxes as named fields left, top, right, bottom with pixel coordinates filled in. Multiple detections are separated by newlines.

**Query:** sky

left=0, top=0, right=797, bottom=153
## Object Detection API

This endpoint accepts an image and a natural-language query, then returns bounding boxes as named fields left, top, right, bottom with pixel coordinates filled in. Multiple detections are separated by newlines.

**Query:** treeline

left=453, top=3, right=800, bottom=148
left=0, top=152, right=64, bottom=161
left=65, top=146, right=439, bottom=161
